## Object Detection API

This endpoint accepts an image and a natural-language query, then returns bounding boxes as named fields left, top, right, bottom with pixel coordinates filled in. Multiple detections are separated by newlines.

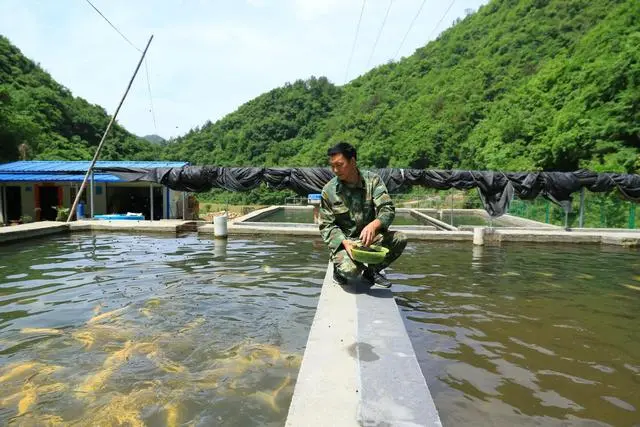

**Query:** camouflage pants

left=332, top=231, right=407, bottom=281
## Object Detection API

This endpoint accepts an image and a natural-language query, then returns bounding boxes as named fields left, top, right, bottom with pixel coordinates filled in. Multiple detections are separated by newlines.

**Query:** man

left=319, top=142, right=407, bottom=288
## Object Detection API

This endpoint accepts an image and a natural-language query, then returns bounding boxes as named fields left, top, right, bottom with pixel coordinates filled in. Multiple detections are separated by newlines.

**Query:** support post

left=473, top=227, right=485, bottom=245
left=629, top=203, right=636, bottom=229
left=450, top=189, right=454, bottom=226
left=0, top=185, right=4, bottom=225
left=67, top=34, right=154, bottom=223
left=578, top=187, right=585, bottom=228
left=182, top=192, right=186, bottom=220
left=90, top=171, right=95, bottom=218
left=150, top=185, right=154, bottom=221
left=2, top=185, right=7, bottom=224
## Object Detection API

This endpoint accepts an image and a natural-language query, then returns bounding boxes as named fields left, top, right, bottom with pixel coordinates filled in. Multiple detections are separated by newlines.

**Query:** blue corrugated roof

left=0, top=173, right=123, bottom=183
left=0, top=160, right=188, bottom=173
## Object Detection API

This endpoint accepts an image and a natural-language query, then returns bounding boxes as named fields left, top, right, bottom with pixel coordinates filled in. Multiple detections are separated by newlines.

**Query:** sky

left=0, top=0, right=487, bottom=140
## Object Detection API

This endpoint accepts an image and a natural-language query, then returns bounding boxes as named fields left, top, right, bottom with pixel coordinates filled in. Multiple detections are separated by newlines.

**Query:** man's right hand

left=342, top=240, right=357, bottom=259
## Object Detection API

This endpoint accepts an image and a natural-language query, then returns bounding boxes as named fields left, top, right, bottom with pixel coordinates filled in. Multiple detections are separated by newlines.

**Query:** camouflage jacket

left=319, top=169, right=395, bottom=254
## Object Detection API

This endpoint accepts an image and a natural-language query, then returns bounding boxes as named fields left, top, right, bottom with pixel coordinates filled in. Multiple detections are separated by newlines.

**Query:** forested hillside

left=0, top=35, right=159, bottom=163
left=1, top=0, right=638, bottom=176
left=163, top=0, right=639, bottom=173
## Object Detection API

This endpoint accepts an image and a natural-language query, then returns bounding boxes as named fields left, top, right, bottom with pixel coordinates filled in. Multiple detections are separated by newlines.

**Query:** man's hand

left=359, top=219, right=382, bottom=247
left=342, top=240, right=357, bottom=259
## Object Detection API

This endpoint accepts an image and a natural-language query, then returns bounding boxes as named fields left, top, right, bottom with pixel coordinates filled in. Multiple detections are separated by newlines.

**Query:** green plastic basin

left=351, top=245, right=389, bottom=265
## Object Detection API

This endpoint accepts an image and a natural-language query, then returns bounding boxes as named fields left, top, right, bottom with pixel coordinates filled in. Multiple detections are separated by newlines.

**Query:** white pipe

left=473, top=227, right=485, bottom=245
left=90, top=172, right=95, bottom=218
left=214, top=213, right=228, bottom=239
left=0, top=185, right=4, bottom=225
left=150, top=185, right=154, bottom=221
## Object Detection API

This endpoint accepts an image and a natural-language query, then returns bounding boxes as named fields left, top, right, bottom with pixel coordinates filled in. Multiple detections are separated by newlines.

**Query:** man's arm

left=360, top=175, right=395, bottom=246
left=319, top=190, right=347, bottom=254
left=372, top=175, right=395, bottom=229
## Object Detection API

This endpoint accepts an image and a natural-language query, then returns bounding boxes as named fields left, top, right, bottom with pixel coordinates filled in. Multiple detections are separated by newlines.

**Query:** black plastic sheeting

left=108, top=166, right=640, bottom=218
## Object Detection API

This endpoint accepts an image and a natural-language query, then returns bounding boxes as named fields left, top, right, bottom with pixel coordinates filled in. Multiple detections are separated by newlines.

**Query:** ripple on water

left=0, top=233, right=324, bottom=425
left=397, top=242, right=640, bottom=427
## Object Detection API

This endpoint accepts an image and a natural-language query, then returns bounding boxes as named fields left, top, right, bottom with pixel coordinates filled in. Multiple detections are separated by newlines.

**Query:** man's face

left=329, top=153, right=356, bottom=181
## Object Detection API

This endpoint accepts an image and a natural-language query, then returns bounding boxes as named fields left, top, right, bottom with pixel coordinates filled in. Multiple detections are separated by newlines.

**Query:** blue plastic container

left=76, top=202, right=85, bottom=219
left=94, top=214, right=145, bottom=221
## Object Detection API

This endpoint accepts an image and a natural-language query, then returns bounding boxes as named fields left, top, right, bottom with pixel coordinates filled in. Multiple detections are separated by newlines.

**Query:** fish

left=20, top=327, right=64, bottom=335
left=165, top=403, right=179, bottom=427
left=87, top=306, right=127, bottom=324
left=72, top=331, right=95, bottom=349
left=78, top=341, right=136, bottom=395
left=147, top=351, right=186, bottom=373
left=624, top=284, right=640, bottom=292
left=252, top=374, right=291, bottom=413
left=18, top=383, right=37, bottom=415
left=0, top=362, right=39, bottom=383
left=178, top=317, right=205, bottom=334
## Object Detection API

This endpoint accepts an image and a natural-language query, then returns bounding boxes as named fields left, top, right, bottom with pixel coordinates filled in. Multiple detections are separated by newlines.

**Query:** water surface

left=0, top=233, right=326, bottom=426
left=393, top=242, right=640, bottom=426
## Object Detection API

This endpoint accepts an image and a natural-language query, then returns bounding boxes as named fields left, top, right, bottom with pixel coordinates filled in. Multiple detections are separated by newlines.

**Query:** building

left=0, top=161, right=189, bottom=224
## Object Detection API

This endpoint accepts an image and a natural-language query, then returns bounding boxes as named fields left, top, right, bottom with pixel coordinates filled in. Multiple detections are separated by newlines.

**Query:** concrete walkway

left=488, top=228, right=640, bottom=247
left=286, top=264, right=441, bottom=427
left=0, top=221, right=69, bottom=244
left=70, top=219, right=198, bottom=233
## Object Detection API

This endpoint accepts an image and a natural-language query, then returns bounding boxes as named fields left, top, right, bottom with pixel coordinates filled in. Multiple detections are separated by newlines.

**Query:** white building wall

left=21, top=183, right=35, bottom=220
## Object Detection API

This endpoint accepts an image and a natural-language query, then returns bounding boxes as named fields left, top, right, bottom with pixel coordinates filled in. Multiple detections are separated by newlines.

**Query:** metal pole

left=565, top=210, right=569, bottom=230
left=182, top=192, right=186, bottom=220
left=67, top=34, right=154, bottom=223
left=2, top=185, right=7, bottom=224
left=0, top=185, right=4, bottom=225
left=629, top=203, right=636, bottom=229
left=578, top=187, right=585, bottom=228
left=150, top=185, right=154, bottom=221
left=90, top=171, right=95, bottom=218
left=450, top=189, right=454, bottom=226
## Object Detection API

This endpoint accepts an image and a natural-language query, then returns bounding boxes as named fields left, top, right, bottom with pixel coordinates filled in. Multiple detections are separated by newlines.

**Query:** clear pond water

left=392, top=242, right=640, bottom=426
left=0, top=233, right=326, bottom=426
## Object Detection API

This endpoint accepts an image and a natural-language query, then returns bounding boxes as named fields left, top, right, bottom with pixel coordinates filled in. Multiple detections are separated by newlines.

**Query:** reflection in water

left=394, top=242, right=640, bottom=427
left=0, top=233, right=325, bottom=425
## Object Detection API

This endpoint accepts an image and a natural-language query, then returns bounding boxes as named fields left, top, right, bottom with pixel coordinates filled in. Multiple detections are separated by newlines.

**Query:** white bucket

left=214, top=214, right=228, bottom=239
left=473, top=227, right=485, bottom=245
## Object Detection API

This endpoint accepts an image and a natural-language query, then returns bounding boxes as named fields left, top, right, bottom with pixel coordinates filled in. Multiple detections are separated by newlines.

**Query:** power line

left=344, top=0, right=367, bottom=84
left=427, top=0, right=456, bottom=41
left=393, top=0, right=428, bottom=60
left=366, top=0, right=394, bottom=68
left=144, top=59, right=158, bottom=133
left=84, top=0, right=141, bottom=52
left=83, top=0, right=158, bottom=135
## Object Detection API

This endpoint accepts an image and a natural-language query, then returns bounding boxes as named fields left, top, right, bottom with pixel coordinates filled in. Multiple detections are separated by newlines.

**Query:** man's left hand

left=360, top=219, right=382, bottom=246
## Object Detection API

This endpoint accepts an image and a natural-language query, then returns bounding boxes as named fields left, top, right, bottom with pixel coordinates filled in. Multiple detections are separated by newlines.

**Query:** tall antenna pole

left=68, top=34, right=154, bottom=223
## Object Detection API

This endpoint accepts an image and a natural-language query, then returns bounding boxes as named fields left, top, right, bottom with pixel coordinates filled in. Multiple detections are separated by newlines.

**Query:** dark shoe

left=363, top=268, right=392, bottom=288
left=333, top=268, right=348, bottom=286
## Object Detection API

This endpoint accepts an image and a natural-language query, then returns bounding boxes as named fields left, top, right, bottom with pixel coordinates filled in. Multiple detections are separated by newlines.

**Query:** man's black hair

left=327, top=142, right=357, bottom=160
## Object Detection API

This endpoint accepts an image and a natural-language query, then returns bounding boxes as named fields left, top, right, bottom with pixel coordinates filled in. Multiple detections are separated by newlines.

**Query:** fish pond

left=1, top=233, right=638, bottom=426
left=0, top=233, right=326, bottom=426
left=393, top=242, right=640, bottom=427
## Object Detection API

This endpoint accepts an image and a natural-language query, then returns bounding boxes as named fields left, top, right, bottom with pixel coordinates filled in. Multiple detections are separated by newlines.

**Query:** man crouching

left=319, top=142, right=407, bottom=288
